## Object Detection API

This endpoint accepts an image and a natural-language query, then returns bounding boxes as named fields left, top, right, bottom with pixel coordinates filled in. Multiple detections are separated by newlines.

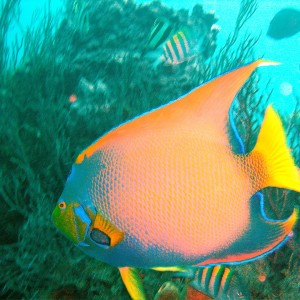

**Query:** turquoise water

left=1, top=1, right=300, bottom=299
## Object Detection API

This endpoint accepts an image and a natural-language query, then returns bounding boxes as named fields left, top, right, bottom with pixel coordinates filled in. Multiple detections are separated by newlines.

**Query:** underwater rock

left=154, top=281, right=180, bottom=300
left=69, top=75, right=113, bottom=117
left=186, top=286, right=211, bottom=300
left=49, top=285, right=83, bottom=300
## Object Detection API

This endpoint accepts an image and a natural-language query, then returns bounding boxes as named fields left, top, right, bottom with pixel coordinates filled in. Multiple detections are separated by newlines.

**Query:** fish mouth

left=52, top=202, right=93, bottom=244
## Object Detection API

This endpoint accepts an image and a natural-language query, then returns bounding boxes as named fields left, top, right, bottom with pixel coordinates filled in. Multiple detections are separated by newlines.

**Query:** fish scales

left=87, top=119, right=252, bottom=259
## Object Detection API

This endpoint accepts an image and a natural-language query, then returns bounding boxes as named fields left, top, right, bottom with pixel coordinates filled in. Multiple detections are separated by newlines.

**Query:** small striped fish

left=162, top=29, right=196, bottom=65
left=188, top=266, right=250, bottom=300
left=145, top=18, right=173, bottom=51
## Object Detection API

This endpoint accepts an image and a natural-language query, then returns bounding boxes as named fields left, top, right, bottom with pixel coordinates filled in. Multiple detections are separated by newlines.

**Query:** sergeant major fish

left=162, top=29, right=198, bottom=65
left=52, top=60, right=300, bottom=299
left=155, top=265, right=250, bottom=299
left=144, top=18, right=200, bottom=66
left=183, top=265, right=250, bottom=300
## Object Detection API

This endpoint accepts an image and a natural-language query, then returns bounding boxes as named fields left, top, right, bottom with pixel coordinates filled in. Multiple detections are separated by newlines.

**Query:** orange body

left=85, top=100, right=253, bottom=257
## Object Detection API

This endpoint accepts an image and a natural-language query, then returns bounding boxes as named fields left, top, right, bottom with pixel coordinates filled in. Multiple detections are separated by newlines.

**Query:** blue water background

left=14, top=0, right=300, bottom=113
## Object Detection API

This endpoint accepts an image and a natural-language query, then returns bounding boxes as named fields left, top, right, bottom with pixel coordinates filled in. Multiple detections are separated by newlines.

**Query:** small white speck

left=279, top=82, right=293, bottom=96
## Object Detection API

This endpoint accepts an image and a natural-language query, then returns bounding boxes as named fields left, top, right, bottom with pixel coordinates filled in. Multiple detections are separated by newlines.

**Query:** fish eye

left=58, top=201, right=67, bottom=210
left=90, top=228, right=111, bottom=248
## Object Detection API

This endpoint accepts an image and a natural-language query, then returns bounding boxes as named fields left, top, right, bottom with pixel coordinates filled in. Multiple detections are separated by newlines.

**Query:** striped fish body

left=188, top=266, right=250, bottom=300
left=163, top=29, right=196, bottom=64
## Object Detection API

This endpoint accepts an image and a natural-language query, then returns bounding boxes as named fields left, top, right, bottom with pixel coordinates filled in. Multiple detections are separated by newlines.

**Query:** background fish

left=162, top=29, right=198, bottom=65
left=52, top=60, right=300, bottom=299
left=186, top=266, right=250, bottom=300
left=267, top=8, right=300, bottom=39
left=144, top=18, right=202, bottom=66
left=145, top=18, right=173, bottom=51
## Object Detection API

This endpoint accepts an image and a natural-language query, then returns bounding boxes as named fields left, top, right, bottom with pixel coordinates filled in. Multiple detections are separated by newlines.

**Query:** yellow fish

left=52, top=60, right=300, bottom=299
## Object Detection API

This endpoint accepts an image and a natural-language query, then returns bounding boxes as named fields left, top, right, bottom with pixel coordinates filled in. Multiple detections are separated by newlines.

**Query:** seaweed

left=0, top=0, right=299, bottom=299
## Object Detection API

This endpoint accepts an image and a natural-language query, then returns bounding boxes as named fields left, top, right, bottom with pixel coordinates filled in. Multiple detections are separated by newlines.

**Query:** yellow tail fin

left=249, top=105, right=300, bottom=192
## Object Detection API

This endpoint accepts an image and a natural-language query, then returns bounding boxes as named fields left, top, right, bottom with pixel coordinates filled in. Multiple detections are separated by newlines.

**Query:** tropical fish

left=144, top=19, right=199, bottom=66
left=267, top=8, right=300, bottom=40
left=184, top=265, right=250, bottom=300
left=145, top=18, right=173, bottom=51
left=52, top=60, right=300, bottom=299
left=162, top=29, right=197, bottom=65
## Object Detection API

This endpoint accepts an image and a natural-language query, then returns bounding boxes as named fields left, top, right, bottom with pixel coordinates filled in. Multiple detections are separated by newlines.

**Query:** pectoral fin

left=119, top=267, right=146, bottom=300
left=91, top=212, right=124, bottom=247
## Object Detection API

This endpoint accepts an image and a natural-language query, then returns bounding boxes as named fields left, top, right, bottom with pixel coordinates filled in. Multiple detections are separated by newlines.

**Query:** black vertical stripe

left=213, top=266, right=225, bottom=297
left=204, top=267, right=214, bottom=291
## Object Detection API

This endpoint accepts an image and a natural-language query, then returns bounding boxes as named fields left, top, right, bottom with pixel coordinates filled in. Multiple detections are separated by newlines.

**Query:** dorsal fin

left=76, top=60, right=278, bottom=163
left=177, top=60, right=279, bottom=133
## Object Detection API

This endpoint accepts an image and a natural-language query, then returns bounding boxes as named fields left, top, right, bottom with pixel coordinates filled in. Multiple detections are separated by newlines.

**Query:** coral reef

left=54, top=0, right=219, bottom=134
left=0, top=0, right=299, bottom=299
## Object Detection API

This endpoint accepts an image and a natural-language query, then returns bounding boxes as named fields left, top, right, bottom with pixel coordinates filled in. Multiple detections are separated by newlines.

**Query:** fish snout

left=52, top=201, right=92, bottom=244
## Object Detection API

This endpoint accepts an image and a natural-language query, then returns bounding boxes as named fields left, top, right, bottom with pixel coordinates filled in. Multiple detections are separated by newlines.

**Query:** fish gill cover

left=0, top=0, right=299, bottom=299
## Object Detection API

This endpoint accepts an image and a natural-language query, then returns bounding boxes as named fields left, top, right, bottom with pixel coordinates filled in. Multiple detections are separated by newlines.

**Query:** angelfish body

left=53, top=60, right=300, bottom=299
